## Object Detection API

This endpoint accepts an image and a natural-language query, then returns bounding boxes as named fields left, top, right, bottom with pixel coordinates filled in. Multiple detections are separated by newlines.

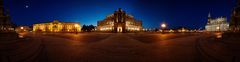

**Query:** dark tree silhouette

left=81, top=24, right=95, bottom=32
left=81, top=24, right=87, bottom=32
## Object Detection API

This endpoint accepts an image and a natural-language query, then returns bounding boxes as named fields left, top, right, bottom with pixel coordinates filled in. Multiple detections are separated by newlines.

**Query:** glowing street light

left=161, top=23, right=167, bottom=33
left=216, top=26, right=220, bottom=31
left=161, top=23, right=167, bottom=29
left=74, top=24, right=79, bottom=34
left=182, top=28, right=186, bottom=32
left=20, top=27, right=24, bottom=30
left=216, top=26, right=220, bottom=30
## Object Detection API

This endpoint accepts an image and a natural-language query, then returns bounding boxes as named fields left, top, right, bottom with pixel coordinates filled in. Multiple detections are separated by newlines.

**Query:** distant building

left=0, top=0, right=14, bottom=32
left=15, top=26, right=31, bottom=33
left=230, top=0, right=240, bottom=31
left=97, top=8, right=142, bottom=33
left=176, top=27, right=190, bottom=32
left=205, top=13, right=229, bottom=31
left=33, top=20, right=81, bottom=32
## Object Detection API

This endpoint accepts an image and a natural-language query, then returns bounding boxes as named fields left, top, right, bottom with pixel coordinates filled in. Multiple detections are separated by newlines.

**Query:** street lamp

left=74, top=24, right=79, bottom=34
left=161, top=23, right=167, bottom=32
left=161, top=23, right=166, bottom=28
left=182, top=28, right=186, bottom=32
left=20, top=27, right=24, bottom=30
left=20, top=27, right=24, bottom=32
left=216, top=26, right=220, bottom=32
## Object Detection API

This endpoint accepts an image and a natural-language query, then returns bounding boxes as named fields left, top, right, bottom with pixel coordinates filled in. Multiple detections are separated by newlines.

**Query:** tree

left=81, top=24, right=95, bottom=32
left=88, top=25, right=95, bottom=32
left=81, top=24, right=87, bottom=32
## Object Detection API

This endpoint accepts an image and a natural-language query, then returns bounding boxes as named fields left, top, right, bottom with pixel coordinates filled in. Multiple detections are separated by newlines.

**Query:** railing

left=0, top=37, right=48, bottom=62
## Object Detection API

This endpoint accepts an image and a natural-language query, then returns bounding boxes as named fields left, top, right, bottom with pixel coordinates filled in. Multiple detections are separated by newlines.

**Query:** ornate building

left=0, top=0, right=14, bottom=32
left=33, top=20, right=81, bottom=32
left=97, top=8, right=142, bottom=33
left=205, top=13, right=229, bottom=31
left=230, top=0, right=240, bottom=31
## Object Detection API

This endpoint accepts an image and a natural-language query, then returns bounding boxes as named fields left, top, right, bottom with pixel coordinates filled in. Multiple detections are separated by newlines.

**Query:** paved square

left=1, top=33, right=233, bottom=62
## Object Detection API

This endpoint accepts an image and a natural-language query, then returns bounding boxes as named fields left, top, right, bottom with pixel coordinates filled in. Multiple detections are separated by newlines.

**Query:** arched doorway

left=117, top=27, right=122, bottom=33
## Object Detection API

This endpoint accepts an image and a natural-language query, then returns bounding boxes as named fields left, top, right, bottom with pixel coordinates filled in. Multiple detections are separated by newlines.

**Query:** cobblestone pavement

left=1, top=33, right=223, bottom=62
left=25, top=33, right=203, bottom=62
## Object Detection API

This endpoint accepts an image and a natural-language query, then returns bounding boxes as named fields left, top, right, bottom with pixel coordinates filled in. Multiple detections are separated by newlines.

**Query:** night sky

left=3, top=0, right=237, bottom=29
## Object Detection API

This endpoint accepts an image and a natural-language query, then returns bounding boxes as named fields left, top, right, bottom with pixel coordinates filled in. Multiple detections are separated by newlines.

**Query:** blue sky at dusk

left=3, top=0, right=237, bottom=29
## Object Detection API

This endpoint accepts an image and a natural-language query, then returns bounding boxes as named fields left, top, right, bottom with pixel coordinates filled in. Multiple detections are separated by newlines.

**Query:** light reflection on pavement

left=23, top=33, right=211, bottom=62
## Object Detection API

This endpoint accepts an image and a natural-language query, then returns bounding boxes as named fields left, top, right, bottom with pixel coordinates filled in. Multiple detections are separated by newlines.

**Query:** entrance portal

left=117, top=27, right=122, bottom=33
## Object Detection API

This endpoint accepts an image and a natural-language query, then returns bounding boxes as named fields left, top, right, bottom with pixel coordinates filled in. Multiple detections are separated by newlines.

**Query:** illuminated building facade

left=205, top=13, right=229, bottom=31
left=97, top=8, right=142, bottom=33
left=0, top=0, right=14, bottom=32
left=33, top=20, right=81, bottom=32
left=230, top=0, right=240, bottom=31
left=177, top=27, right=190, bottom=32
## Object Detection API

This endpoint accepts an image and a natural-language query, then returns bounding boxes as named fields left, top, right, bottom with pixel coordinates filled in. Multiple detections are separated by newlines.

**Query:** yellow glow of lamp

left=20, top=27, right=24, bottom=30
left=216, top=26, right=220, bottom=30
left=161, top=23, right=166, bottom=28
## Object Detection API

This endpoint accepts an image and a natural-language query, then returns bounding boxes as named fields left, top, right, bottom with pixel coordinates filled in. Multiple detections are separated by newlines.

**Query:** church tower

left=230, top=0, right=240, bottom=31
left=113, top=8, right=127, bottom=33
left=0, top=0, right=5, bottom=16
left=97, top=8, right=143, bottom=33
left=0, top=0, right=14, bottom=32
left=238, top=0, right=240, bottom=6
left=207, top=12, right=211, bottom=24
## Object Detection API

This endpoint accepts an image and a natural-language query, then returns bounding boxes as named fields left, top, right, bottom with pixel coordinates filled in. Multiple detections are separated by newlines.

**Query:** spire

left=207, top=12, right=211, bottom=24
left=0, top=0, right=4, bottom=16
left=208, top=12, right=211, bottom=18
left=0, top=0, right=3, bottom=6
left=238, top=0, right=240, bottom=6
left=6, top=9, right=10, bottom=16
left=118, top=8, right=122, bottom=12
left=233, top=9, right=237, bottom=16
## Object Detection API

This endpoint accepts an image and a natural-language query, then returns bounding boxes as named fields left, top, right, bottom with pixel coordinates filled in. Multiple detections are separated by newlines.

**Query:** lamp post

left=161, top=23, right=167, bottom=32
left=74, top=24, right=79, bottom=34
left=216, top=26, right=220, bottom=32
left=20, top=27, right=24, bottom=32
left=20, top=27, right=24, bottom=30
